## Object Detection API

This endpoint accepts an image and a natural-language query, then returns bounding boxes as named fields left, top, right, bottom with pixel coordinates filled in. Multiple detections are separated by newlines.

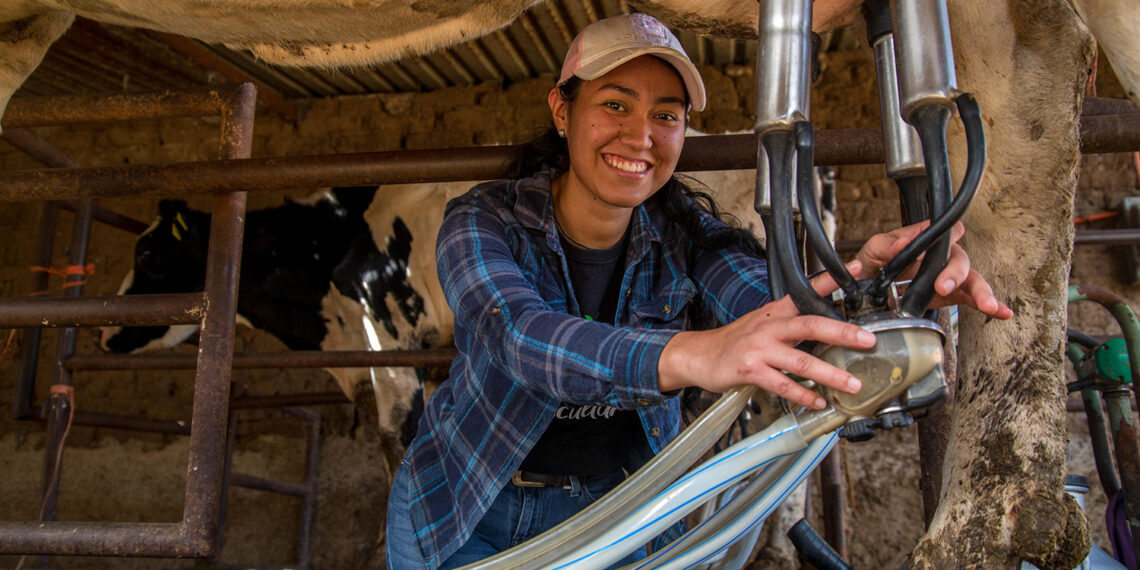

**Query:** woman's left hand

left=855, top=221, right=1013, bottom=320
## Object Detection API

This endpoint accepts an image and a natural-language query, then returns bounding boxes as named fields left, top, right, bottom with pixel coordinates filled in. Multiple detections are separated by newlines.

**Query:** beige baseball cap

left=557, top=13, right=706, bottom=112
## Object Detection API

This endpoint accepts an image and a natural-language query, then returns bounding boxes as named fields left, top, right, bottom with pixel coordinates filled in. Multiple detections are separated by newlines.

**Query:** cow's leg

left=0, top=12, right=73, bottom=133
left=911, top=0, right=1094, bottom=567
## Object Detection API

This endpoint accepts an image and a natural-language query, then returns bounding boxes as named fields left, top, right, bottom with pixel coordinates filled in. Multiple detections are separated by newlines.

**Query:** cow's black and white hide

left=100, top=183, right=469, bottom=467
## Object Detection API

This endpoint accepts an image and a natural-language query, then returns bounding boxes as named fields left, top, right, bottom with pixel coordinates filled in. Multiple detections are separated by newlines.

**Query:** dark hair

left=506, top=77, right=762, bottom=255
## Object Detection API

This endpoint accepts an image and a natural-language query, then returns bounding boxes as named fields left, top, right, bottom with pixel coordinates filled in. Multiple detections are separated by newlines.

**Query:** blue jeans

left=386, top=464, right=647, bottom=569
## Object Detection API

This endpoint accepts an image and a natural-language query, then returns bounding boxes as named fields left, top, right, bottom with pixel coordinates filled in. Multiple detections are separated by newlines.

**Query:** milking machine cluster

left=754, top=0, right=986, bottom=439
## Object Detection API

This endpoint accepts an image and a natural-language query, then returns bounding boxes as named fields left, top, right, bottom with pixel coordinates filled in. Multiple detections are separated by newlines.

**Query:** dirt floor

left=1, top=43, right=1137, bottom=569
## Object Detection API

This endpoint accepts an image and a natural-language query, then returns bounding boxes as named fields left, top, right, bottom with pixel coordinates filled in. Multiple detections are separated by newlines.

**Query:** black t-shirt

left=519, top=230, right=645, bottom=476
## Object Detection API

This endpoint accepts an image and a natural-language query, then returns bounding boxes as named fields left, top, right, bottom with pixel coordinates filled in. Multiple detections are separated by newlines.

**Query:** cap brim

left=573, top=46, right=706, bottom=112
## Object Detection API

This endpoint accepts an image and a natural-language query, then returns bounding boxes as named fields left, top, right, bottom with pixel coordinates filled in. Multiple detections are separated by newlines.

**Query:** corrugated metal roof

left=13, top=0, right=858, bottom=123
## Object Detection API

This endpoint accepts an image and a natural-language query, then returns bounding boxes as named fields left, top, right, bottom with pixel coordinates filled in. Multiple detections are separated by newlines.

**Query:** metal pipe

left=869, top=13, right=925, bottom=179
left=0, top=113, right=1138, bottom=203
left=1080, top=388, right=1122, bottom=497
left=820, top=447, right=848, bottom=559
left=229, top=473, right=310, bottom=497
left=1065, top=339, right=1122, bottom=497
left=0, top=293, right=205, bottom=328
left=1067, top=396, right=1137, bottom=412
left=214, top=408, right=239, bottom=562
left=55, top=200, right=151, bottom=234
left=65, top=349, right=458, bottom=371
left=1083, top=96, right=1140, bottom=116
left=1103, top=386, right=1140, bottom=559
left=917, top=309, right=956, bottom=526
left=298, top=412, right=320, bottom=569
left=37, top=197, right=95, bottom=537
left=13, top=202, right=57, bottom=420
left=754, top=0, right=813, bottom=135
left=890, top=0, right=957, bottom=121
left=1071, top=285, right=1140, bottom=416
left=0, top=522, right=193, bottom=557
left=179, top=82, right=255, bottom=558
left=1069, top=284, right=1140, bottom=559
left=1, top=88, right=232, bottom=128
left=1, top=128, right=80, bottom=167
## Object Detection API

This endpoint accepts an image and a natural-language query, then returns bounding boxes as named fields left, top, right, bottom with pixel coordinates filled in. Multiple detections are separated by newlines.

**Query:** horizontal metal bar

left=1083, top=96, right=1140, bottom=116
left=16, top=405, right=192, bottom=435
left=0, top=522, right=201, bottom=557
left=0, top=293, right=204, bottom=328
left=2, top=111, right=1137, bottom=203
left=1075, top=229, right=1140, bottom=245
left=230, top=392, right=349, bottom=410
left=1, top=128, right=79, bottom=167
left=229, top=473, right=310, bottom=497
left=65, top=349, right=457, bottom=371
left=2, top=88, right=229, bottom=128
left=55, top=200, right=151, bottom=234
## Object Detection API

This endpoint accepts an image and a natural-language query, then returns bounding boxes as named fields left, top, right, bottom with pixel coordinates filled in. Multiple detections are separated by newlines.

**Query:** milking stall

left=0, top=0, right=1138, bottom=568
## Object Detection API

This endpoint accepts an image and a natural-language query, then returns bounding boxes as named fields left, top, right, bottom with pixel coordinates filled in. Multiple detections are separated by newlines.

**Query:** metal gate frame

left=0, top=85, right=256, bottom=558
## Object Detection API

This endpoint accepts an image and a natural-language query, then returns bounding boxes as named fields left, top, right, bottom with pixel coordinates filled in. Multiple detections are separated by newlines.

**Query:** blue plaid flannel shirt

left=402, top=169, right=772, bottom=567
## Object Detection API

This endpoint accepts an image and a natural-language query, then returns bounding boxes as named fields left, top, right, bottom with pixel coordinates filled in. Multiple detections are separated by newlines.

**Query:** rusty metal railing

left=0, top=85, right=255, bottom=559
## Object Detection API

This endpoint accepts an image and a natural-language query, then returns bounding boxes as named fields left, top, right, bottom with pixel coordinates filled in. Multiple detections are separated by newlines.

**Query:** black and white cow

left=100, top=183, right=470, bottom=462
left=100, top=169, right=769, bottom=476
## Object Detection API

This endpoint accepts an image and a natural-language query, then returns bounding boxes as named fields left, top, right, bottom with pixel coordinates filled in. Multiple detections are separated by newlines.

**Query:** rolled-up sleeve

left=687, top=212, right=773, bottom=324
left=437, top=197, right=678, bottom=408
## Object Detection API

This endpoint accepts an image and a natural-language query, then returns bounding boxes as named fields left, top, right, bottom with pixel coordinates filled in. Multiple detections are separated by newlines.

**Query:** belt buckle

left=511, top=471, right=546, bottom=488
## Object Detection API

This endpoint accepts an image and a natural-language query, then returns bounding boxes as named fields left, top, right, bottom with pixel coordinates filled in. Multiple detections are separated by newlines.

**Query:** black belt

left=511, top=470, right=583, bottom=489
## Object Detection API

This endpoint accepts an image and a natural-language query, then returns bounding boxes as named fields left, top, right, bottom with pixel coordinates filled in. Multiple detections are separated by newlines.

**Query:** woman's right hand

left=656, top=261, right=874, bottom=410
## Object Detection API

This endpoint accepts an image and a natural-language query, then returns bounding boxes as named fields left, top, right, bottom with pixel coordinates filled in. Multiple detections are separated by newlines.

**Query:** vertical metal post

left=820, top=447, right=848, bottom=559
left=14, top=203, right=57, bottom=420
left=179, top=83, right=254, bottom=555
left=39, top=198, right=95, bottom=519
left=917, top=309, right=956, bottom=525
left=298, top=410, right=321, bottom=568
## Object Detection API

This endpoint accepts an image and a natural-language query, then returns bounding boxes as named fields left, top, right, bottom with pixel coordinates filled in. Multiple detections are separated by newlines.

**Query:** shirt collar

left=513, top=169, right=665, bottom=260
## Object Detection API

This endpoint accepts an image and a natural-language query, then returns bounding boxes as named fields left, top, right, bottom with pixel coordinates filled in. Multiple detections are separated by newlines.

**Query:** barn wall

left=0, top=47, right=1135, bottom=569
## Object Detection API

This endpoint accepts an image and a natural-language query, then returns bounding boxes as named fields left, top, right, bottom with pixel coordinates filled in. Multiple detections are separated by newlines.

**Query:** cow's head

left=99, top=200, right=211, bottom=353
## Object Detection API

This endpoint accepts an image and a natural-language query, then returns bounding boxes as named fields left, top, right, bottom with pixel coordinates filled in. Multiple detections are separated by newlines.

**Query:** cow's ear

left=331, top=186, right=378, bottom=218
left=158, top=199, right=188, bottom=220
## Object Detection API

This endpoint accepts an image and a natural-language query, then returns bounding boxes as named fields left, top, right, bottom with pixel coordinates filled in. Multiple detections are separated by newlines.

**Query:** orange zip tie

left=1073, top=211, right=1121, bottom=224
left=30, top=264, right=95, bottom=277
left=30, top=264, right=95, bottom=290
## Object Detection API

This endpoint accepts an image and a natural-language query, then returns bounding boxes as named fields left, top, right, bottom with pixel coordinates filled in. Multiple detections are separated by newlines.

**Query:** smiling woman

left=383, top=12, right=1010, bottom=570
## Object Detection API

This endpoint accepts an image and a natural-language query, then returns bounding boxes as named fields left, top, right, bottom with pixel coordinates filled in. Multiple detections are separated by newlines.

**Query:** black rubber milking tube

left=794, top=121, right=862, bottom=310
left=761, top=213, right=788, bottom=299
left=896, top=175, right=929, bottom=226
left=899, top=95, right=986, bottom=315
left=764, top=129, right=843, bottom=319
left=870, top=94, right=987, bottom=308
left=895, top=104, right=952, bottom=315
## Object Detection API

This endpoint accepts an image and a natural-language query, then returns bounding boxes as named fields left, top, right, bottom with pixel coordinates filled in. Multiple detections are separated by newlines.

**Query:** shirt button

left=636, top=398, right=652, bottom=407
left=489, top=306, right=501, bottom=315
left=649, top=427, right=661, bottom=437
left=663, top=304, right=672, bottom=315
